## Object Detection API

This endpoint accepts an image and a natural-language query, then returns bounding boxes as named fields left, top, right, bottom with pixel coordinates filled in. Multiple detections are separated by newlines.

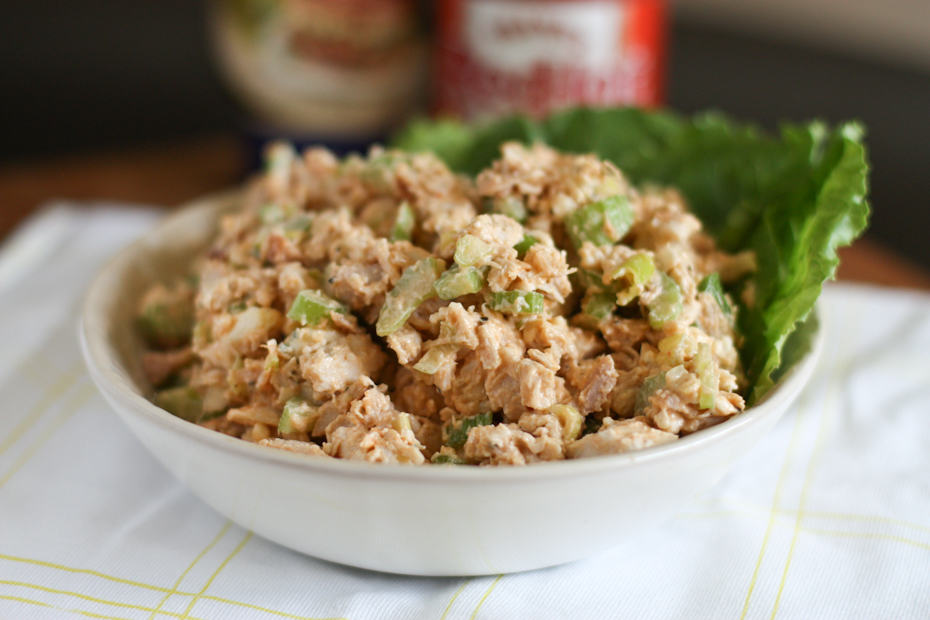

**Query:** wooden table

left=2, top=135, right=929, bottom=291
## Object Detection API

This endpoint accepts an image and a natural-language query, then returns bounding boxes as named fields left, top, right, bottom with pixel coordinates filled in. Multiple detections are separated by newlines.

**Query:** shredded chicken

left=138, top=142, right=750, bottom=465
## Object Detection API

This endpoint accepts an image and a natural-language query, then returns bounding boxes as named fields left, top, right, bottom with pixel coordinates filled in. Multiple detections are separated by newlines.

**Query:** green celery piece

left=138, top=300, right=194, bottom=349
left=287, top=290, right=346, bottom=327
left=192, top=320, right=212, bottom=345
left=264, top=142, right=296, bottom=173
left=454, top=234, right=492, bottom=266
left=413, top=346, right=452, bottom=374
left=488, top=291, right=544, bottom=314
left=550, top=404, right=582, bottom=441
left=566, top=195, right=634, bottom=249
left=263, top=348, right=280, bottom=372
left=259, top=203, right=286, bottom=225
left=390, top=202, right=415, bottom=242
left=583, top=290, right=616, bottom=320
left=611, top=252, right=655, bottom=283
left=444, top=412, right=493, bottom=449
left=698, top=272, right=732, bottom=315
left=431, top=453, right=465, bottom=465
left=513, top=234, right=538, bottom=257
left=278, top=398, right=315, bottom=434
left=484, top=196, right=528, bottom=223
left=360, top=153, right=400, bottom=192
left=646, top=273, right=683, bottom=329
left=154, top=387, right=202, bottom=422
left=284, top=213, right=312, bottom=232
left=612, top=253, right=656, bottom=305
left=283, top=214, right=312, bottom=243
left=434, top=265, right=485, bottom=300
left=376, top=257, right=446, bottom=336
left=695, top=343, right=717, bottom=410
left=634, top=373, right=667, bottom=413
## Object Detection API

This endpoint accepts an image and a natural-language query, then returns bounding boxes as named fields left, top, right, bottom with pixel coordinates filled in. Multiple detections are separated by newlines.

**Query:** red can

left=434, top=0, right=666, bottom=120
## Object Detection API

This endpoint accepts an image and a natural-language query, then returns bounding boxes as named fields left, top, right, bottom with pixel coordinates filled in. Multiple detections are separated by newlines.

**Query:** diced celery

left=278, top=398, right=316, bottom=434
left=287, top=289, right=346, bottom=327
left=612, top=253, right=656, bottom=305
left=598, top=175, right=624, bottom=197
left=484, top=196, right=527, bottom=222
left=454, top=234, right=492, bottom=266
left=390, top=202, right=415, bottom=242
left=154, top=386, right=203, bottom=422
left=284, top=213, right=312, bottom=231
left=698, top=272, right=732, bottom=316
left=392, top=412, right=413, bottom=434
left=227, top=356, right=247, bottom=400
left=695, top=342, right=717, bottom=410
left=646, top=273, right=683, bottom=328
left=283, top=214, right=312, bottom=242
left=138, top=299, right=194, bottom=349
left=634, top=373, right=667, bottom=413
left=192, top=320, right=212, bottom=346
left=199, top=410, right=226, bottom=423
left=263, top=344, right=280, bottom=372
left=263, top=142, right=296, bottom=186
left=360, top=153, right=399, bottom=192
left=431, top=453, right=465, bottom=465
left=444, top=412, right=493, bottom=449
left=566, top=195, right=634, bottom=248
left=513, top=234, right=538, bottom=257
left=582, top=289, right=616, bottom=320
left=550, top=404, right=583, bottom=441
left=434, top=265, right=485, bottom=300
left=488, top=290, right=544, bottom=314
left=658, top=330, right=697, bottom=365
left=259, top=203, right=286, bottom=225
left=611, top=253, right=655, bottom=283
left=413, top=346, right=453, bottom=374
left=376, top=257, right=446, bottom=336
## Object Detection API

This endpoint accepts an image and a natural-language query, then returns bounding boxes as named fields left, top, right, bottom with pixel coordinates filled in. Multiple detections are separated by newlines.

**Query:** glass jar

left=210, top=0, right=427, bottom=146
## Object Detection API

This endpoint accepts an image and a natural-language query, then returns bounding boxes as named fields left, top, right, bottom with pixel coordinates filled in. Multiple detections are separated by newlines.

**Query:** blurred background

left=1, top=0, right=928, bottom=267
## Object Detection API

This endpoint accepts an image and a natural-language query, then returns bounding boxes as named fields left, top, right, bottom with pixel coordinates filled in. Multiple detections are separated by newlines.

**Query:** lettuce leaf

left=393, top=107, right=869, bottom=403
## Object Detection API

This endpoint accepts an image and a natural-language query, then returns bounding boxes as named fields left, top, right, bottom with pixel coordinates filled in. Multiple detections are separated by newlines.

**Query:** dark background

left=2, top=1, right=928, bottom=266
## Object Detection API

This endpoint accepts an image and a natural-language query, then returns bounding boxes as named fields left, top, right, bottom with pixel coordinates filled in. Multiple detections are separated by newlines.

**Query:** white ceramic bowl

left=80, top=192, right=822, bottom=576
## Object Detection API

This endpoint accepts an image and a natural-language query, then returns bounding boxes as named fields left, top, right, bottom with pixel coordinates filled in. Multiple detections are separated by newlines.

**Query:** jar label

left=435, top=0, right=665, bottom=119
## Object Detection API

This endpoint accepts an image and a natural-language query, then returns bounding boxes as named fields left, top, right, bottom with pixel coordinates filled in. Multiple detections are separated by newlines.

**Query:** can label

left=434, top=0, right=665, bottom=119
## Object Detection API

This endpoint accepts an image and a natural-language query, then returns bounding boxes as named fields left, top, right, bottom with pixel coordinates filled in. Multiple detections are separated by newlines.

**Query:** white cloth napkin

left=0, top=204, right=928, bottom=620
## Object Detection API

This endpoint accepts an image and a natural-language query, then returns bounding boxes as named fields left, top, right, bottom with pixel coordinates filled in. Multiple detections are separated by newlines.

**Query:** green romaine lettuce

left=393, top=107, right=869, bottom=403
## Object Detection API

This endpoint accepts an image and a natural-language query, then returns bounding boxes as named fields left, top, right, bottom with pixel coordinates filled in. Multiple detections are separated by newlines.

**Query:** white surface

left=0, top=203, right=928, bottom=617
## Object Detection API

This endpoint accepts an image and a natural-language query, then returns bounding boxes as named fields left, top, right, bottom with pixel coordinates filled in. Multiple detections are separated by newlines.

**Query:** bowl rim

left=79, top=191, right=824, bottom=484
